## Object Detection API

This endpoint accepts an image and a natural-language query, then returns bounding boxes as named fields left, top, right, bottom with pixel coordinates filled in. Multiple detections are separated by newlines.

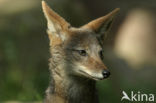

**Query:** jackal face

left=42, top=1, right=119, bottom=80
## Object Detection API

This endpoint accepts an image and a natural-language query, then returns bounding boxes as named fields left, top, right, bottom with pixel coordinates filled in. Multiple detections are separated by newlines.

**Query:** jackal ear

left=82, top=8, right=120, bottom=36
left=42, top=1, right=70, bottom=42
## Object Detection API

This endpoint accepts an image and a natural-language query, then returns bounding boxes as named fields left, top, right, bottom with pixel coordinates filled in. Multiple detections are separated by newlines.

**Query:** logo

left=121, top=91, right=155, bottom=102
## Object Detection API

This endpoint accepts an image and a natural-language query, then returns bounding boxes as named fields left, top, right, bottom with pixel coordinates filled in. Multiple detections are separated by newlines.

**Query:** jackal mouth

left=78, top=70, right=104, bottom=81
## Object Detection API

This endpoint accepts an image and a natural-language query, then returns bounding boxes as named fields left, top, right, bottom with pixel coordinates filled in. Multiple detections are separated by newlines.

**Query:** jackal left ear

left=42, top=1, right=70, bottom=42
left=82, top=8, right=120, bottom=36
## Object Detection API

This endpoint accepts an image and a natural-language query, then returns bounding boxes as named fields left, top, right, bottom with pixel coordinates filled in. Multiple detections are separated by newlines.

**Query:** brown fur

left=42, top=1, right=119, bottom=103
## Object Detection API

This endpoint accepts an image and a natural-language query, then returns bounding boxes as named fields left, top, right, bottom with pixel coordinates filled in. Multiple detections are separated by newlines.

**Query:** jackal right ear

left=42, top=1, right=70, bottom=42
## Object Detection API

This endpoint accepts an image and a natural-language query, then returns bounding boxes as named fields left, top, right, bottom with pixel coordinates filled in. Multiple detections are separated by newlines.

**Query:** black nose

left=102, top=70, right=110, bottom=78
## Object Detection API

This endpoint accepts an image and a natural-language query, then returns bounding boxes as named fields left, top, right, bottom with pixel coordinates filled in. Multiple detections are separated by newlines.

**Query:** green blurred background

left=0, top=0, right=156, bottom=103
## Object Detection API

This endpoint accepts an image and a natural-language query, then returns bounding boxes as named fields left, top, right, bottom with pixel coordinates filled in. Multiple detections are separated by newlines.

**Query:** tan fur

left=42, top=1, right=119, bottom=103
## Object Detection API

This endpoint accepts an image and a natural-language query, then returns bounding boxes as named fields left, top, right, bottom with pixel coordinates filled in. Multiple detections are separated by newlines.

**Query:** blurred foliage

left=0, top=0, right=49, bottom=101
left=0, top=0, right=156, bottom=103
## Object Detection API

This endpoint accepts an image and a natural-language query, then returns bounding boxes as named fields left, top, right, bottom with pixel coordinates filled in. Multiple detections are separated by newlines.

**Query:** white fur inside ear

left=43, top=10, right=62, bottom=33
left=59, top=32, right=67, bottom=41
left=48, top=20, right=62, bottom=33
left=47, top=25, right=67, bottom=41
left=48, top=21, right=57, bottom=32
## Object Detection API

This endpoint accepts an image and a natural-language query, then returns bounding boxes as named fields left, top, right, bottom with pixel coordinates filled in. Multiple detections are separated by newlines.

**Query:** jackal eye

left=99, top=50, right=103, bottom=60
left=78, top=50, right=87, bottom=56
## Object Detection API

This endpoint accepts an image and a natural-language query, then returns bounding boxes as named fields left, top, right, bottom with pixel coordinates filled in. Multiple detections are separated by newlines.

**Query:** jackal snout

left=78, top=54, right=110, bottom=80
left=94, top=59, right=110, bottom=79
left=94, top=60, right=110, bottom=79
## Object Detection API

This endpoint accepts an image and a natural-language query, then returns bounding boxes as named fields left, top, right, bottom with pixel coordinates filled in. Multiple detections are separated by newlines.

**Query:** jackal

left=42, top=1, right=119, bottom=103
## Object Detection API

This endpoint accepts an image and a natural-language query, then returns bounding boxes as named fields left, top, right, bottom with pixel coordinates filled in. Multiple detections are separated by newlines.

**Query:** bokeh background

left=0, top=0, right=156, bottom=103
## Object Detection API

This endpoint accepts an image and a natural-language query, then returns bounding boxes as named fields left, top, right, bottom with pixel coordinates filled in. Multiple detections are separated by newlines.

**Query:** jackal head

left=42, top=1, right=119, bottom=80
